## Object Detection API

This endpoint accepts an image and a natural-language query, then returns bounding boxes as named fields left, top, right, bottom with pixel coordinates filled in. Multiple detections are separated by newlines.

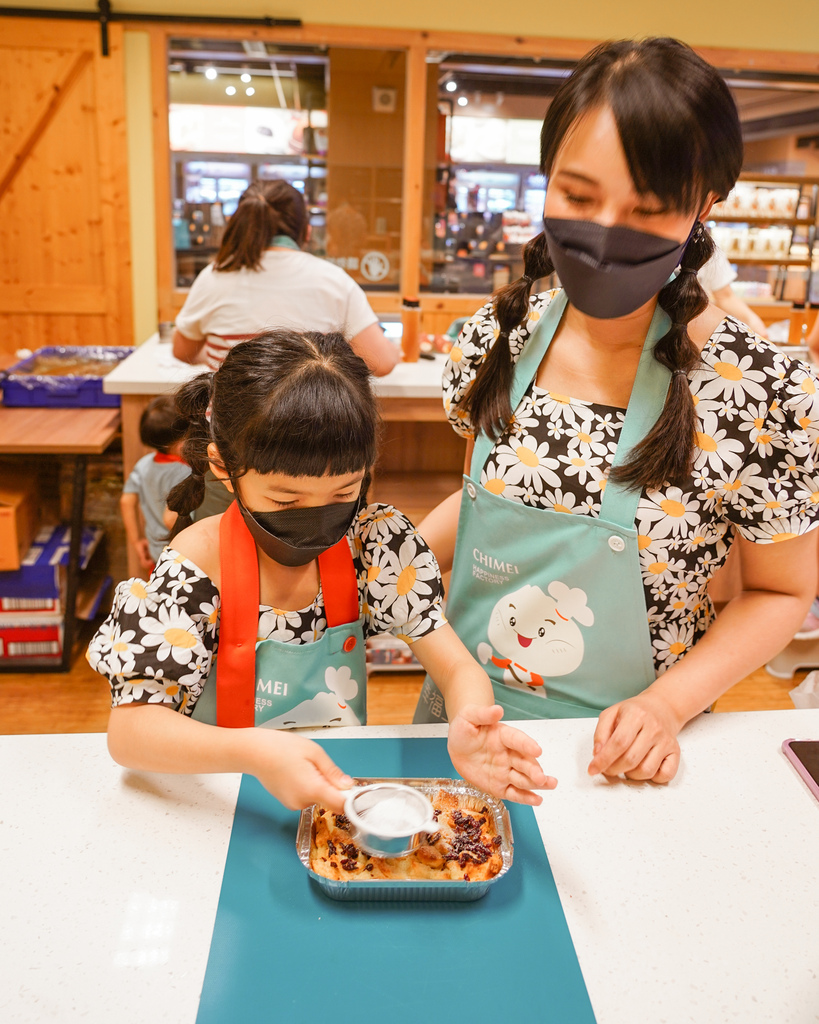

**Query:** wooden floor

left=0, top=467, right=809, bottom=734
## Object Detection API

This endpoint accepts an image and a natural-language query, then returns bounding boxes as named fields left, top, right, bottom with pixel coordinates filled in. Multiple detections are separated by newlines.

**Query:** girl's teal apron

left=416, top=290, right=671, bottom=723
left=191, top=501, right=367, bottom=729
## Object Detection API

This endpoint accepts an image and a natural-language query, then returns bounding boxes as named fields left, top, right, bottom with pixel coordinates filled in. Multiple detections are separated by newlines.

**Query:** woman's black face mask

left=234, top=491, right=363, bottom=567
left=543, top=216, right=699, bottom=319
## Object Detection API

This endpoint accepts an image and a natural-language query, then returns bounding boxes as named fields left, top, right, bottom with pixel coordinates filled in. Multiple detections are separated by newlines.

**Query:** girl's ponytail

left=167, top=373, right=214, bottom=538
left=213, top=185, right=276, bottom=272
left=464, top=231, right=554, bottom=439
left=611, top=222, right=714, bottom=491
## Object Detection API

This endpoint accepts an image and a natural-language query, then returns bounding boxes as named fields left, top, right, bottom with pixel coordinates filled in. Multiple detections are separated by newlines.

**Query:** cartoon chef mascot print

left=477, top=581, right=594, bottom=697
left=259, top=665, right=363, bottom=729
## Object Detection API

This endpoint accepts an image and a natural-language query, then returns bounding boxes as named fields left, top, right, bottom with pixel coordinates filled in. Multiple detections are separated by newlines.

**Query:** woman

left=415, top=38, right=819, bottom=784
left=172, top=179, right=398, bottom=376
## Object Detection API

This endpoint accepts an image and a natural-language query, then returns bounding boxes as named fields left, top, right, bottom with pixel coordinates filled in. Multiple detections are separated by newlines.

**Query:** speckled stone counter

left=2, top=711, right=818, bottom=1023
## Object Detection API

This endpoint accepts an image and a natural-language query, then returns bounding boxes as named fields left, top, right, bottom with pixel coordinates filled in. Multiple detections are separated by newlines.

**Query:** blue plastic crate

left=1, top=346, right=133, bottom=408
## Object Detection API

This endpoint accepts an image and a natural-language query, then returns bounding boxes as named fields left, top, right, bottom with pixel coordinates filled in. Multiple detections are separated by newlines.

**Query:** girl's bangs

left=240, top=378, right=378, bottom=480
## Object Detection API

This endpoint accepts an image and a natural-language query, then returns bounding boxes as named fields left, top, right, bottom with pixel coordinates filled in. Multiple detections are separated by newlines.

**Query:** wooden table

left=0, top=404, right=121, bottom=671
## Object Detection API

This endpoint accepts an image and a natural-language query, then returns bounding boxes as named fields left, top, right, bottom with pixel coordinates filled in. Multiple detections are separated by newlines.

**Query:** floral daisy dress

left=444, top=291, right=819, bottom=674
left=88, top=504, right=445, bottom=713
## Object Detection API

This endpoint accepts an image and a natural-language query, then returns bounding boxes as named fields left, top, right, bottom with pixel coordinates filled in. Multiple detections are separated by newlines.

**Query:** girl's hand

left=248, top=730, right=354, bottom=813
left=447, top=704, right=557, bottom=805
left=588, top=693, right=682, bottom=783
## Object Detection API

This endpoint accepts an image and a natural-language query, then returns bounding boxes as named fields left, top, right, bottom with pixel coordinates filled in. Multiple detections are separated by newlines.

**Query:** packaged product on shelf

left=0, top=613, right=63, bottom=662
left=0, top=524, right=104, bottom=608
left=365, top=635, right=422, bottom=672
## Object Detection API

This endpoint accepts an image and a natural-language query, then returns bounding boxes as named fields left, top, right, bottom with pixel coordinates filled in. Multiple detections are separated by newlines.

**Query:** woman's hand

left=588, top=692, right=682, bottom=783
left=248, top=730, right=354, bottom=813
left=447, top=704, right=557, bottom=805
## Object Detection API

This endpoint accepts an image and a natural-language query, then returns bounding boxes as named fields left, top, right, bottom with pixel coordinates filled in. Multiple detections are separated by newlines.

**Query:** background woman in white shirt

left=172, top=179, right=398, bottom=377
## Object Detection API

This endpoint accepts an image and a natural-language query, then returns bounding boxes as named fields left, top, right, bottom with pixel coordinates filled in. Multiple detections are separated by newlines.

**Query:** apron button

left=466, top=483, right=477, bottom=500
left=343, top=636, right=357, bottom=653
left=608, top=535, right=626, bottom=552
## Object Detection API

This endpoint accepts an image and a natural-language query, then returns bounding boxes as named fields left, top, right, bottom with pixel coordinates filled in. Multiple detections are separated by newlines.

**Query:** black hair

left=465, top=37, right=743, bottom=491
left=166, top=331, right=380, bottom=535
left=213, top=179, right=308, bottom=273
left=139, top=394, right=187, bottom=454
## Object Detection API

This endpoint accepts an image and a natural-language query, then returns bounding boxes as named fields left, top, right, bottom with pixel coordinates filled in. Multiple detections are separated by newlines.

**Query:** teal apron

left=415, top=290, right=672, bottom=722
left=191, top=501, right=367, bottom=729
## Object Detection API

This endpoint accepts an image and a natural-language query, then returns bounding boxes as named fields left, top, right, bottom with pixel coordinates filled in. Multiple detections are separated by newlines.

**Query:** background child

left=90, top=332, right=552, bottom=814
left=120, top=394, right=191, bottom=572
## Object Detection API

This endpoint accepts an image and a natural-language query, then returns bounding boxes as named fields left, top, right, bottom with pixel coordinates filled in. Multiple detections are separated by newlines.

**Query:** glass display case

left=167, top=40, right=405, bottom=292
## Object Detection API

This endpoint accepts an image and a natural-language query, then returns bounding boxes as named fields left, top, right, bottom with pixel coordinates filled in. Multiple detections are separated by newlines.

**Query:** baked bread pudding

left=309, top=788, right=504, bottom=882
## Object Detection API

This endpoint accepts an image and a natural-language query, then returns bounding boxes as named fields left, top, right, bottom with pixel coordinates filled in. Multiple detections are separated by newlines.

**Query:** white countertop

left=2, top=711, right=818, bottom=1023
left=103, top=335, right=446, bottom=400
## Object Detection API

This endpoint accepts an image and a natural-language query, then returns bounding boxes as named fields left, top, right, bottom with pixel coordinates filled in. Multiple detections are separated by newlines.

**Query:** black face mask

left=236, top=495, right=362, bottom=567
left=543, top=216, right=698, bottom=320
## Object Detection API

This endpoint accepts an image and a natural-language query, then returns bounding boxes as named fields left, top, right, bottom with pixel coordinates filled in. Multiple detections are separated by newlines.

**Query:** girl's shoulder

left=353, top=502, right=419, bottom=540
left=169, top=514, right=223, bottom=588
left=351, top=502, right=432, bottom=563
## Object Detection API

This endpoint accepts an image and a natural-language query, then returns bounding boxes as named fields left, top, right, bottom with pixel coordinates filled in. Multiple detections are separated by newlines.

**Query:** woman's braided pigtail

left=464, top=231, right=554, bottom=439
left=167, top=373, right=215, bottom=539
left=612, top=224, right=714, bottom=492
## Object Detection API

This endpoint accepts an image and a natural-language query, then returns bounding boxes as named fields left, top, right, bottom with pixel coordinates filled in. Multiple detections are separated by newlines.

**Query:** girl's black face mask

left=235, top=492, right=363, bottom=567
left=543, top=216, right=698, bottom=319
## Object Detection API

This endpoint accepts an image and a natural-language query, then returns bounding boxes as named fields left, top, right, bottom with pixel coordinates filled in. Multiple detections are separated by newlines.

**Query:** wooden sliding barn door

left=0, top=18, right=132, bottom=354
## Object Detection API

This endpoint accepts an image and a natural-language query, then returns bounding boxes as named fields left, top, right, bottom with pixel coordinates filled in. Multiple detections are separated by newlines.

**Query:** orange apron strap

left=216, top=501, right=259, bottom=728
left=318, top=537, right=359, bottom=627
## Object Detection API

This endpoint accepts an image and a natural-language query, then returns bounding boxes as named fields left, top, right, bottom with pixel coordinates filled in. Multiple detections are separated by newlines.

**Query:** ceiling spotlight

left=457, top=95, right=468, bottom=107
left=225, top=86, right=236, bottom=96
left=246, top=87, right=255, bottom=96
left=205, top=67, right=217, bottom=80
left=241, top=73, right=252, bottom=83
left=445, top=80, right=457, bottom=93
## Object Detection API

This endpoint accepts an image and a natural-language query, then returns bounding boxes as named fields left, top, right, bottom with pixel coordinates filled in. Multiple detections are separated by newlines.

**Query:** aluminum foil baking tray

left=296, top=777, right=513, bottom=902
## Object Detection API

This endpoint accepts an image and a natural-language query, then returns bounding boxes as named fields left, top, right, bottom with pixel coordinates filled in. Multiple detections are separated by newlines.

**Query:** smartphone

left=782, top=739, right=819, bottom=804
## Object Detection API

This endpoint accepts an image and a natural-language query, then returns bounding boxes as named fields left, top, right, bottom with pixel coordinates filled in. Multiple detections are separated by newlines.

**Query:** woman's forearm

left=172, top=329, right=204, bottom=364
left=417, top=488, right=462, bottom=574
left=645, top=588, right=812, bottom=727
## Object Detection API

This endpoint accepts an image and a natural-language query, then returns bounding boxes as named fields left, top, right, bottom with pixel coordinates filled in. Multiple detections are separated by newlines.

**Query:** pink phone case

left=782, top=739, right=819, bottom=803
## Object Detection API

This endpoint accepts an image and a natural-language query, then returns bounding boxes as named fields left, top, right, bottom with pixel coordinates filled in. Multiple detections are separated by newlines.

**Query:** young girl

left=88, top=332, right=552, bottom=813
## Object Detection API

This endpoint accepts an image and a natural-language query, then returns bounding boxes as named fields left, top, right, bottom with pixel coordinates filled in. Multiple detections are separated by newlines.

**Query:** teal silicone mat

left=196, top=737, right=596, bottom=1024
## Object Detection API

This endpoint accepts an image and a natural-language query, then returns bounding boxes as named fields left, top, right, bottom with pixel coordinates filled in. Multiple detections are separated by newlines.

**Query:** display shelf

left=708, top=174, right=819, bottom=304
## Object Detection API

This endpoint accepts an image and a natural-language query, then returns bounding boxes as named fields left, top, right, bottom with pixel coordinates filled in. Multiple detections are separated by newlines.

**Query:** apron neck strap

left=318, top=538, right=359, bottom=627
left=268, top=234, right=301, bottom=250
left=469, top=289, right=672, bottom=530
left=216, top=501, right=259, bottom=728
left=599, top=302, right=672, bottom=525
left=470, top=291, right=568, bottom=479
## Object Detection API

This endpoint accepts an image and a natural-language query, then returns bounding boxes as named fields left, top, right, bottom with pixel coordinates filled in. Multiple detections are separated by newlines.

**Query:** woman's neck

left=563, top=295, right=659, bottom=355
